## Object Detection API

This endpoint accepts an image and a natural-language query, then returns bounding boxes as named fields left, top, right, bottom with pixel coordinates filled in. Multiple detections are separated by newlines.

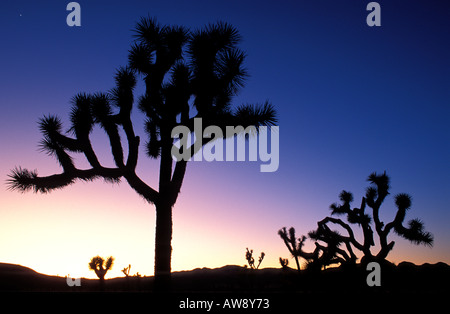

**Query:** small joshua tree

left=279, top=257, right=289, bottom=270
left=278, top=227, right=307, bottom=271
left=257, top=252, right=265, bottom=269
left=245, top=248, right=265, bottom=269
left=89, top=255, right=114, bottom=288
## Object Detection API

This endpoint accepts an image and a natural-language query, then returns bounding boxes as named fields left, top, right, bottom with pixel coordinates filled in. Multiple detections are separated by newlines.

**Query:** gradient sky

left=0, top=0, right=449, bottom=279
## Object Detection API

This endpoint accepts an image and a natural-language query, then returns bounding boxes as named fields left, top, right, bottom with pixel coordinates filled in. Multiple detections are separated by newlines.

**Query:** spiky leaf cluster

left=128, top=18, right=277, bottom=159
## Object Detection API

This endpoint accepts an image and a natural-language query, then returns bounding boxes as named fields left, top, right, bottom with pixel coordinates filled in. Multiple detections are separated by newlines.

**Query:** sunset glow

left=1, top=1, right=449, bottom=281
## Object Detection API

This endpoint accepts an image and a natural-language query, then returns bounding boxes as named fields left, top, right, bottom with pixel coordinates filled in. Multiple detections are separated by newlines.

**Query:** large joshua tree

left=7, top=17, right=277, bottom=290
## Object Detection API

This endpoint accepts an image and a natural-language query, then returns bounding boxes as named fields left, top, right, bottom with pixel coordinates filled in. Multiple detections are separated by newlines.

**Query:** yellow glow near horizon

left=1, top=167, right=448, bottom=280
left=0, top=178, right=302, bottom=278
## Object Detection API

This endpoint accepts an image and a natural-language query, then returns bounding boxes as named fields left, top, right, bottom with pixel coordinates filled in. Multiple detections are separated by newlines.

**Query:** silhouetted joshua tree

left=278, top=227, right=305, bottom=271
left=245, top=248, right=265, bottom=269
left=279, top=257, right=289, bottom=270
left=280, top=172, right=433, bottom=269
left=7, top=17, right=277, bottom=291
left=89, top=255, right=114, bottom=288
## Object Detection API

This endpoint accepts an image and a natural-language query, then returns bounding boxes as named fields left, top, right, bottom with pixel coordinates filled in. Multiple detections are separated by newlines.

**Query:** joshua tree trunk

left=154, top=136, right=177, bottom=291
left=98, top=274, right=105, bottom=291
left=154, top=201, right=173, bottom=291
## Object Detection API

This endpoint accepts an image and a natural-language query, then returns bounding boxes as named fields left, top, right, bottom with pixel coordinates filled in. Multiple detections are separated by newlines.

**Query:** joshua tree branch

left=121, top=117, right=140, bottom=171
left=297, top=246, right=319, bottom=261
left=7, top=166, right=123, bottom=194
left=169, top=160, right=187, bottom=206
left=343, top=241, right=357, bottom=262
left=81, top=140, right=102, bottom=169
left=313, top=242, right=346, bottom=266
left=318, top=217, right=364, bottom=252
left=372, top=202, right=385, bottom=240
left=124, top=171, right=159, bottom=204
left=317, top=242, right=349, bottom=263
left=53, top=133, right=83, bottom=153
left=103, top=122, right=125, bottom=168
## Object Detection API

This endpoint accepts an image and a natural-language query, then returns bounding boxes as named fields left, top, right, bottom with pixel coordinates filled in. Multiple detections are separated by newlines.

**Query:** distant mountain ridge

left=1, top=262, right=449, bottom=292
